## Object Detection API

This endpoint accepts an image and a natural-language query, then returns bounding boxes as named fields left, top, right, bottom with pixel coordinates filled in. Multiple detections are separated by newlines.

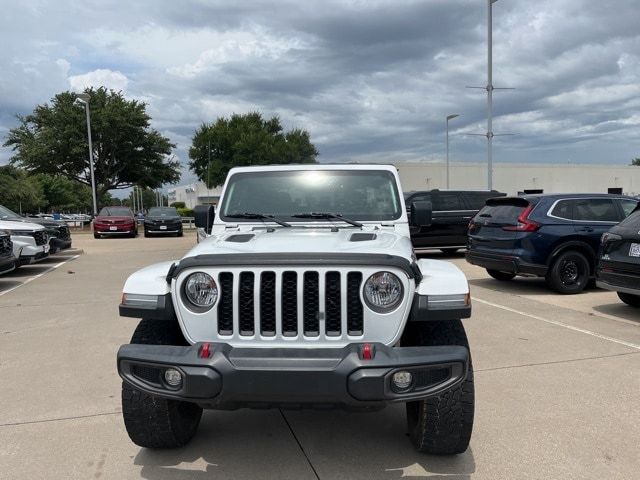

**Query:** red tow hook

left=360, top=343, right=375, bottom=360
left=198, top=342, right=212, bottom=359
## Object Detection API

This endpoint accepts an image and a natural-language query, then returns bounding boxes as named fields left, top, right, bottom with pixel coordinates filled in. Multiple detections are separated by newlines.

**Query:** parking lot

left=0, top=232, right=638, bottom=480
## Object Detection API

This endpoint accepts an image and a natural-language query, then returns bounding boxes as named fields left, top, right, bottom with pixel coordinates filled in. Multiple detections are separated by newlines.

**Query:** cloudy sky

left=1, top=0, right=639, bottom=185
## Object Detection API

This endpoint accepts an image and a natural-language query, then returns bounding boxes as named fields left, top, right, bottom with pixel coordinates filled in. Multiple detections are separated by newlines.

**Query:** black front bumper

left=118, top=342, right=469, bottom=410
left=466, top=250, right=547, bottom=276
left=0, top=255, right=16, bottom=274
left=50, top=237, right=72, bottom=253
left=145, top=223, right=182, bottom=234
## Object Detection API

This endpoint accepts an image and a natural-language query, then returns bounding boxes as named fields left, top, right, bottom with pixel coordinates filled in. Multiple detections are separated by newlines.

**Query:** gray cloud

left=1, top=0, right=640, bottom=186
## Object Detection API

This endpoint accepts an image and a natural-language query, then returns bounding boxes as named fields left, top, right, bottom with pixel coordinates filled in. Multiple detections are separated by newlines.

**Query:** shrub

left=170, top=201, right=186, bottom=208
left=177, top=207, right=194, bottom=217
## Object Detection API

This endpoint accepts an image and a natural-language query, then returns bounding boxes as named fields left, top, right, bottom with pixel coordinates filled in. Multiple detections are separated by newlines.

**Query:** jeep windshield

left=219, top=170, right=402, bottom=223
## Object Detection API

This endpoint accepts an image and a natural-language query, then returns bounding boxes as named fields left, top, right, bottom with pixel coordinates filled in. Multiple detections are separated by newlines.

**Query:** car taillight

left=601, top=232, right=622, bottom=245
left=502, top=205, right=540, bottom=232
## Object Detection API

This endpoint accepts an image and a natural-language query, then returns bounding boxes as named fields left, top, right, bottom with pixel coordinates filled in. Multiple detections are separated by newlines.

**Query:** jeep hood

left=187, top=228, right=414, bottom=261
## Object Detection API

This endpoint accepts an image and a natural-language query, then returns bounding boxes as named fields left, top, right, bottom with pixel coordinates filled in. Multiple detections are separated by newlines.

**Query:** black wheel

left=440, top=248, right=459, bottom=255
left=177, top=230, right=184, bottom=237
left=486, top=269, right=516, bottom=281
left=144, top=229, right=150, bottom=238
left=401, top=320, right=474, bottom=455
left=93, top=233, right=100, bottom=239
left=546, top=251, right=590, bottom=294
left=617, top=292, right=640, bottom=307
left=122, top=320, right=203, bottom=448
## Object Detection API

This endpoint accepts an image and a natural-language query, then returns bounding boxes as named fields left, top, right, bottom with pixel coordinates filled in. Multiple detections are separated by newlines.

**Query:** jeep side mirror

left=194, top=205, right=215, bottom=234
left=411, top=200, right=432, bottom=227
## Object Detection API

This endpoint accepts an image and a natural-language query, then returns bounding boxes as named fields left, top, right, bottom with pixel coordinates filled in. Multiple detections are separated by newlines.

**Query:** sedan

left=144, top=207, right=183, bottom=237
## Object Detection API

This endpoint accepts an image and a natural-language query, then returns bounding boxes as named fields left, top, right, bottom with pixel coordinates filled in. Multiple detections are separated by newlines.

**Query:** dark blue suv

left=466, top=194, right=638, bottom=294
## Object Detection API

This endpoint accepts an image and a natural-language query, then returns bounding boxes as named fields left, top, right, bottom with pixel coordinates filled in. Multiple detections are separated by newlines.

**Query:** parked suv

left=93, top=207, right=138, bottom=238
left=0, top=230, right=16, bottom=275
left=117, top=165, right=474, bottom=454
left=597, top=205, right=640, bottom=307
left=467, top=194, right=638, bottom=294
left=144, top=207, right=183, bottom=237
left=0, top=205, right=72, bottom=253
left=405, top=190, right=505, bottom=253
left=0, top=220, right=50, bottom=266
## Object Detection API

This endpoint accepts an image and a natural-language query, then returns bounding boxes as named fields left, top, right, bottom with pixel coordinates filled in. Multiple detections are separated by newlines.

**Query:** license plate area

left=629, top=243, right=640, bottom=257
left=160, top=226, right=167, bottom=230
left=110, top=226, right=118, bottom=231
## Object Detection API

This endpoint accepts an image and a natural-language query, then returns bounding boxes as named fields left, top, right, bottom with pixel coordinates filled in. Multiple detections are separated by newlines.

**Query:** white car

left=117, top=164, right=474, bottom=454
left=0, top=220, right=50, bottom=266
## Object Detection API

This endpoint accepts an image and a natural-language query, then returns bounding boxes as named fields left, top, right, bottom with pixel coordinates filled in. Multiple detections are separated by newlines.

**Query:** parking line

left=473, top=297, right=640, bottom=351
left=0, top=255, right=81, bottom=298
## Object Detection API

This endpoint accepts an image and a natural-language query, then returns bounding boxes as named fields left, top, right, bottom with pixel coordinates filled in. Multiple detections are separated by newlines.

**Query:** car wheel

left=401, top=320, right=474, bottom=455
left=617, top=292, right=640, bottom=307
left=440, top=248, right=459, bottom=255
left=546, top=250, right=590, bottom=294
left=93, top=233, right=100, bottom=239
left=486, top=269, right=516, bottom=281
left=177, top=230, right=184, bottom=237
left=122, top=320, right=203, bottom=448
left=144, top=229, right=149, bottom=238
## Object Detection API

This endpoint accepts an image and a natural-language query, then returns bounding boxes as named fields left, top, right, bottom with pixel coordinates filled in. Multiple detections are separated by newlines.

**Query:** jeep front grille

left=214, top=270, right=364, bottom=339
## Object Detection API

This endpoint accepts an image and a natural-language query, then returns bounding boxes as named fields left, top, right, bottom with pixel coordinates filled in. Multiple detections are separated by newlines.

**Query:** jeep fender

left=123, top=261, right=174, bottom=296
left=120, top=261, right=175, bottom=320
left=412, top=259, right=471, bottom=321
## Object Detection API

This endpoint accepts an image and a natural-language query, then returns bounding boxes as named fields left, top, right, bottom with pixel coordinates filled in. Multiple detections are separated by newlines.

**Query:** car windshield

left=148, top=207, right=179, bottom=217
left=0, top=205, right=19, bottom=219
left=219, top=170, right=402, bottom=222
left=98, top=207, right=132, bottom=216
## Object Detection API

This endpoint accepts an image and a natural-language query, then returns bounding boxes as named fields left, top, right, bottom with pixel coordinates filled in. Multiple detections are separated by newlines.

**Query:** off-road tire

left=440, top=248, right=459, bottom=255
left=401, top=320, right=474, bottom=455
left=122, top=320, right=203, bottom=448
left=617, top=292, right=640, bottom=307
left=546, top=250, right=590, bottom=294
left=486, top=269, right=516, bottom=281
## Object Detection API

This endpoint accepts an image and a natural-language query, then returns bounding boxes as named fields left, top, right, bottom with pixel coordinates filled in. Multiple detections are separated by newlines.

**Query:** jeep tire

left=402, top=320, right=474, bottom=455
left=122, top=320, right=203, bottom=448
left=486, top=269, right=516, bottom=281
left=546, top=250, right=590, bottom=294
left=617, top=292, right=640, bottom=307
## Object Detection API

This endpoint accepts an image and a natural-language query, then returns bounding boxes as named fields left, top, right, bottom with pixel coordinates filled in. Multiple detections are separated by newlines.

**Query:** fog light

left=164, top=368, right=183, bottom=388
left=392, top=371, right=413, bottom=392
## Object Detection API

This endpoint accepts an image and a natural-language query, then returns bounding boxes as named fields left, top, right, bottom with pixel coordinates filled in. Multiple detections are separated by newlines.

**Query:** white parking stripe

left=0, top=255, right=81, bottom=298
left=473, top=297, right=640, bottom=351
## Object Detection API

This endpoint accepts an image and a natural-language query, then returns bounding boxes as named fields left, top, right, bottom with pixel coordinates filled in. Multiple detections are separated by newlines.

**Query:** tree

left=0, top=166, right=45, bottom=213
left=188, top=112, right=318, bottom=187
left=631, top=158, right=640, bottom=166
left=4, top=87, right=181, bottom=203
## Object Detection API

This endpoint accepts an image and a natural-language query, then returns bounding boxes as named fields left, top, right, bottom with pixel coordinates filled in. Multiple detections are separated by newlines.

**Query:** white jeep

left=118, top=164, right=474, bottom=454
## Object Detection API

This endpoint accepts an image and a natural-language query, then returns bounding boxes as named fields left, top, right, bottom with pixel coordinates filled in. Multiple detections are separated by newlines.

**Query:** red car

left=93, top=207, right=138, bottom=239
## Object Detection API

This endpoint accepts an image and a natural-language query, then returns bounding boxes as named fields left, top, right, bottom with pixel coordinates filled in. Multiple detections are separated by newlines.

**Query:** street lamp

left=446, top=114, right=460, bottom=189
left=75, top=93, right=98, bottom=216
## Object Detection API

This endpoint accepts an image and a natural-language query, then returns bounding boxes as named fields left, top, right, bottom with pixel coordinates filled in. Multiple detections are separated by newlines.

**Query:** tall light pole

left=75, top=94, right=98, bottom=215
left=487, top=0, right=498, bottom=191
left=446, top=114, right=460, bottom=189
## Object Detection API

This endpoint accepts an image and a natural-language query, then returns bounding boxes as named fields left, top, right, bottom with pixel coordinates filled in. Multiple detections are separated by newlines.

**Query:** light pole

left=487, top=0, right=498, bottom=191
left=446, top=114, right=460, bottom=189
left=75, top=93, right=98, bottom=215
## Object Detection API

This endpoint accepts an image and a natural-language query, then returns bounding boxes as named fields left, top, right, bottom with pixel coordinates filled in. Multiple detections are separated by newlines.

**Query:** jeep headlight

left=363, top=272, right=403, bottom=312
left=183, top=272, right=218, bottom=310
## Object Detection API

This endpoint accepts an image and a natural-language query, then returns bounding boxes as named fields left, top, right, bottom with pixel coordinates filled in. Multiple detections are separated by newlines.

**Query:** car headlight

left=183, top=272, right=218, bottom=310
left=363, top=272, right=403, bottom=312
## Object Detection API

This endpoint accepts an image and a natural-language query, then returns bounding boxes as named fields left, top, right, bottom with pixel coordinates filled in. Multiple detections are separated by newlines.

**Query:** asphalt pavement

left=0, top=234, right=638, bottom=479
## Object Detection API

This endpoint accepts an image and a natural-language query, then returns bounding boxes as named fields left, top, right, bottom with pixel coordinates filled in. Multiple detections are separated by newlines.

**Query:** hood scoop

left=349, top=233, right=377, bottom=242
left=225, top=234, right=255, bottom=243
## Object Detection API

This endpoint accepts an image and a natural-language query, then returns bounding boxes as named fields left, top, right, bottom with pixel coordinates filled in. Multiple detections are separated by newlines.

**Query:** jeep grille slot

left=303, top=272, right=320, bottom=336
left=347, top=272, right=363, bottom=335
left=239, top=272, right=255, bottom=335
left=325, top=271, right=341, bottom=336
left=260, top=272, right=277, bottom=336
left=218, top=272, right=234, bottom=335
left=281, top=271, right=298, bottom=336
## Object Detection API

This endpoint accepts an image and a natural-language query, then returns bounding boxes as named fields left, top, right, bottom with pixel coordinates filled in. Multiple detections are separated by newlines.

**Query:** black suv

left=597, top=205, right=640, bottom=307
left=405, top=189, right=505, bottom=253
left=467, top=193, right=638, bottom=294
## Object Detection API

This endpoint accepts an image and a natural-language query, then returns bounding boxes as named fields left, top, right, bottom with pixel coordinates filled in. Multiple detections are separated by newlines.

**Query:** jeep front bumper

left=117, top=343, right=469, bottom=409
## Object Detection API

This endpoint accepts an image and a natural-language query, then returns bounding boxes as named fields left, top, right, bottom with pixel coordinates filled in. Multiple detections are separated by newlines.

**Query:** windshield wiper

left=292, top=212, right=363, bottom=228
left=226, top=212, right=291, bottom=228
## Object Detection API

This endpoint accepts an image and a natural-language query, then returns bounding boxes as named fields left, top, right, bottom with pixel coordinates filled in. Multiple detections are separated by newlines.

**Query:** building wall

left=395, top=162, right=640, bottom=196
left=167, top=182, right=223, bottom=209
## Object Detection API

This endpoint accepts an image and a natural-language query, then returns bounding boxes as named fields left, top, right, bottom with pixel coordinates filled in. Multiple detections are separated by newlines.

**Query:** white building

left=168, top=162, right=640, bottom=208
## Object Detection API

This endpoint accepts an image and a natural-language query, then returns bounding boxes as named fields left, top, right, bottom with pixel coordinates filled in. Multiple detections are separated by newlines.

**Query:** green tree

left=631, top=158, right=640, bottom=166
left=188, top=112, right=318, bottom=187
left=4, top=87, right=181, bottom=203
left=0, top=166, right=46, bottom=213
